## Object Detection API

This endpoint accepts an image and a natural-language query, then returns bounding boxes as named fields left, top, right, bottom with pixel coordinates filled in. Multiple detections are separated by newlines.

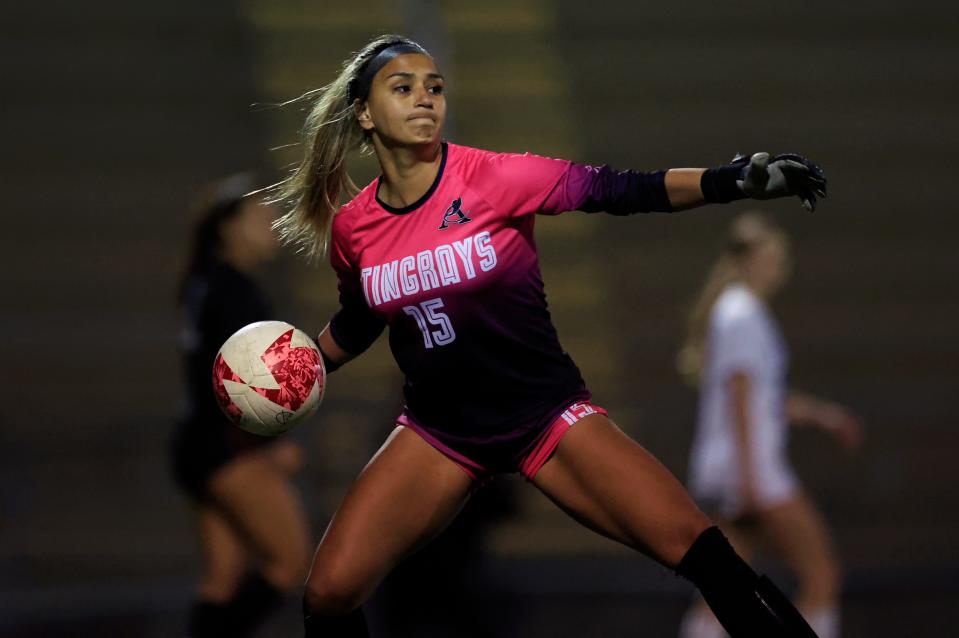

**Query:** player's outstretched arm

left=562, top=152, right=826, bottom=216
left=663, top=168, right=708, bottom=210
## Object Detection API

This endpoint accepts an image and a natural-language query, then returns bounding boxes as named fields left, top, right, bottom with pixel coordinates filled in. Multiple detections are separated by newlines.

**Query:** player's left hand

left=817, top=402, right=865, bottom=452
left=268, top=439, right=306, bottom=475
left=734, top=152, right=827, bottom=212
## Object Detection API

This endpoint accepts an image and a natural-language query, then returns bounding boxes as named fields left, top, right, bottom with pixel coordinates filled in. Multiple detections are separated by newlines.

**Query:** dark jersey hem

left=399, top=386, right=593, bottom=475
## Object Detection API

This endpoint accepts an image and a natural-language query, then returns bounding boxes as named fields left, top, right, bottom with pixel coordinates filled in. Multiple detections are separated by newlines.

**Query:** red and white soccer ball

left=212, top=321, right=325, bottom=436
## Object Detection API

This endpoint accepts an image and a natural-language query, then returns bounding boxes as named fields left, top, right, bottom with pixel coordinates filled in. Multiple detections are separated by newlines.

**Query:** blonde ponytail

left=677, top=255, right=741, bottom=386
left=271, top=35, right=427, bottom=260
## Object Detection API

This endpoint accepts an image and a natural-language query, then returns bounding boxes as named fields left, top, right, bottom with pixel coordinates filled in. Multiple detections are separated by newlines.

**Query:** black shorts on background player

left=171, top=262, right=275, bottom=499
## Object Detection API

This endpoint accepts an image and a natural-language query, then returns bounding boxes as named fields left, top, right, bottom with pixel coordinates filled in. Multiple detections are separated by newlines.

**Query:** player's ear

left=354, top=99, right=373, bottom=131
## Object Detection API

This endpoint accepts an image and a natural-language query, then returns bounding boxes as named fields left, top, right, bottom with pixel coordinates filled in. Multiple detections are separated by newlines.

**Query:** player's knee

left=660, top=511, right=714, bottom=568
left=264, top=562, right=306, bottom=592
left=303, top=566, right=368, bottom=616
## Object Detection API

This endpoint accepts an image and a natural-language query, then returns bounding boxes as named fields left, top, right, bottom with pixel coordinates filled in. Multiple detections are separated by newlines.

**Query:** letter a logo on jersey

left=438, top=197, right=472, bottom=230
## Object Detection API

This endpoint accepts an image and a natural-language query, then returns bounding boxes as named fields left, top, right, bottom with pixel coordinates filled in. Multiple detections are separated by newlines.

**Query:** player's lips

left=407, top=112, right=436, bottom=123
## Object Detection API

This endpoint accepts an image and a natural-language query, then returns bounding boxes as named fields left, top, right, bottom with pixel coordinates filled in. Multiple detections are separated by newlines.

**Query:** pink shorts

left=399, top=401, right=608, bottom=484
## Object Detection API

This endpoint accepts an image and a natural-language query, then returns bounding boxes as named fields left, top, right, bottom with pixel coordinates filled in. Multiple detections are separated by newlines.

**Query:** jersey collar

left=375, top=142, right=448, bottom=215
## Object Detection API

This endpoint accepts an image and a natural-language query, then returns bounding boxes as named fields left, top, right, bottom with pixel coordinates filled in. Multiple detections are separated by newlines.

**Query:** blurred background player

left=274, top=35, right=829, bottom=638
left=677, top=212, right=864, bottom=638
left=171, top=174, right=310, bottom=637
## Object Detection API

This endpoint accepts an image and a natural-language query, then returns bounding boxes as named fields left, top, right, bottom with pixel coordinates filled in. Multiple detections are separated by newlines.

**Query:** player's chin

left=406, top=120, right=441, bottom=138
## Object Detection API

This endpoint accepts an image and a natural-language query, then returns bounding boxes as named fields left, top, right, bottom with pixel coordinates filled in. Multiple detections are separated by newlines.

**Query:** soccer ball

left=212, top=320, right=325, bottom=436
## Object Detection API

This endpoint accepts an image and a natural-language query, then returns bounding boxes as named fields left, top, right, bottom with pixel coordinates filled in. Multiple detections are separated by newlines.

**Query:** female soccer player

left=677, top=213, right=863, bottom=638
left=274, top=35, right=828, bottom=637
left=172, top=175, right=310, bottom=637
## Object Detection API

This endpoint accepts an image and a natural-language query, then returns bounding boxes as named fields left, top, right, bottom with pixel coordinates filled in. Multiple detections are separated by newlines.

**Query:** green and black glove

left=701, top=152, right=828, bottom=212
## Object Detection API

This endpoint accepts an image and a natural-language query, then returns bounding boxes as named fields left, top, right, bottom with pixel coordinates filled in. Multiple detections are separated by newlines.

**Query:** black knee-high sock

left=675, top=526, right=818, bottom=638
left=303, top=600, right=369, bottom=638
left=225, top=572, right=284, bottom=637
left=188, top=600, right=231, bottom=637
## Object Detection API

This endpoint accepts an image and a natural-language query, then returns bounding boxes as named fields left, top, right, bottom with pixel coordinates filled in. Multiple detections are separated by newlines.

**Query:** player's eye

left=393, top=84, right=410, bottom=94
left=428, top=84, right=444, bottom=95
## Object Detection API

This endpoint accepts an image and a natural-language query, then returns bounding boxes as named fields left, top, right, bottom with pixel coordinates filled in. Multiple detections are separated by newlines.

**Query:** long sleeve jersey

left=328, top=142, right=670, bottom=453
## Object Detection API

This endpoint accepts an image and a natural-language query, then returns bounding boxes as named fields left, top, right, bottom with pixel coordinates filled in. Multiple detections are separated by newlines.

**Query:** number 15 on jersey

left=403, top=298, right=456, bottom=348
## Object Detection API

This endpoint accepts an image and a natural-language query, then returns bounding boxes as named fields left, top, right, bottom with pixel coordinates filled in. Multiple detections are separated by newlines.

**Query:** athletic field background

left=2, top=1, right=956, bottom=636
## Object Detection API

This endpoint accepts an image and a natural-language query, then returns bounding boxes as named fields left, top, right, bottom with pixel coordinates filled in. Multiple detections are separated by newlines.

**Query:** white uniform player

left=678, top=213, right=863, bottom=638
left=688, top=283, right=798, bottom=518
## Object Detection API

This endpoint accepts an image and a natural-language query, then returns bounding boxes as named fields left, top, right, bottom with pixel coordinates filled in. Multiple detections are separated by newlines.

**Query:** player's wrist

left=317, top=340, right=342, bottom=373
left=700, top=164, right=748, bottom=204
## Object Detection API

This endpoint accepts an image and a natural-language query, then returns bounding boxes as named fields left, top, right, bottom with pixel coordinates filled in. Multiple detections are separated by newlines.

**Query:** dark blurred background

left=2, top=1, right=957, bottom=636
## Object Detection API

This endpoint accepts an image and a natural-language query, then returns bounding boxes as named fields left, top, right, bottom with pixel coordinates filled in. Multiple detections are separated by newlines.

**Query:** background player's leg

left=195, top=505, right=250, bottom=601
left=266, top=438, right=307, bottom=476
left=207, top=450, right=311, bottom=591
left=204, top=450, right=311, bottom=636
left=759, top=495, right=842, bottom=638
left=304, top=426, right=474, bottom=628
left=533, top=414, right=816, bottom=637
left=188, top=505, right=249, bottom=637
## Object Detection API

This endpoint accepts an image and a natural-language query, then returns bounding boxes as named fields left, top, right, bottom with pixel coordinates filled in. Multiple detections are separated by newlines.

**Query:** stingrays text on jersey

left=360, top=231, right=497, bottom=307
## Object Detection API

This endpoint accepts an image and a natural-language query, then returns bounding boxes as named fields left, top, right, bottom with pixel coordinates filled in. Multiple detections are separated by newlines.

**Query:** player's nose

left=414, top=84, right=433, bottom=108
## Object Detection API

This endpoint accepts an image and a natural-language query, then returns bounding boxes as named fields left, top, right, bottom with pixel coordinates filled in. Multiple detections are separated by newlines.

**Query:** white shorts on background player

left=688, top=284, right=798, bottom=519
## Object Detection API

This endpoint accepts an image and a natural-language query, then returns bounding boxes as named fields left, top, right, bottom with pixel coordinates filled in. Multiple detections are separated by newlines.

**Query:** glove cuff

left=701, top=165, right=747, bottom=204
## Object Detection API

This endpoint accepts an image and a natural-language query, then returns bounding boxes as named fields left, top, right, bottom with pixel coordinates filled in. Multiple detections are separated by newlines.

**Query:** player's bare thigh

left=533, top=413, right=711, bottom=568
left=306, top=425, right=474, bottom=614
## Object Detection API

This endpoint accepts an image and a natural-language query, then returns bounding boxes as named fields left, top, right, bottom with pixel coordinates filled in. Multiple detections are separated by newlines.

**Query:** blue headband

left=348, top=42, right=431, bottom=103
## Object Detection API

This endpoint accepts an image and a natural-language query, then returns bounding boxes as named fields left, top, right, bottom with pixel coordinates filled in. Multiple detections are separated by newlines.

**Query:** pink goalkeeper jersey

left=328, top=142, right=663, bottom=464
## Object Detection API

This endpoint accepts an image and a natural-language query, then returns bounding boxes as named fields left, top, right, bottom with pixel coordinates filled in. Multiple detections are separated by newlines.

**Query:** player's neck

left=374, top=141, right=442, bottom=209
left=742, top=278, right=775, bottom=301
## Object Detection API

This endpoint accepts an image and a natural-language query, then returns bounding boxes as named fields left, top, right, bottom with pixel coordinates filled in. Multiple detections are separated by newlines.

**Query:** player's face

left=357, top=53, right=446, bottom=147
left=747, top=237, right=791, bottom=297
